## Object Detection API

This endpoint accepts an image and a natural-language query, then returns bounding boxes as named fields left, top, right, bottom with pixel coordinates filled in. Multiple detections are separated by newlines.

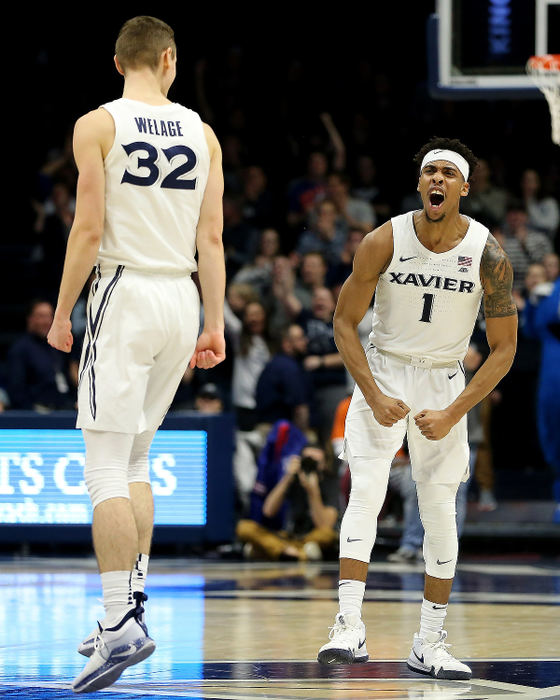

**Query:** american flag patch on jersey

left=458, top=255, right=472, bottom=267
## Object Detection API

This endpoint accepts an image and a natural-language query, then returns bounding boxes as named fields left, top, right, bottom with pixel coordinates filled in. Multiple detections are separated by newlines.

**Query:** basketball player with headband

left=317, top=137, right=517, bottom=679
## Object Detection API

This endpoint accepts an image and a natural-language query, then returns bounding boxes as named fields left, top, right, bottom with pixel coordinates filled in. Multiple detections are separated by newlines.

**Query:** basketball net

left=526, top=54, right=560, bottom=146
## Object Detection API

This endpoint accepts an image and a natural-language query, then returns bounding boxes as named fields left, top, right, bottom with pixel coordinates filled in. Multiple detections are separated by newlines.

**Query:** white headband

left=420, top=149, right=469, bottom=182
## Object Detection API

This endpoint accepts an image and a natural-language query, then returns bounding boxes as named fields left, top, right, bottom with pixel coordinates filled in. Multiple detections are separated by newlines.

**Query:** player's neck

left=121, top=69, right=171, bottom=106
left=414, top=210, right=468, bottom=251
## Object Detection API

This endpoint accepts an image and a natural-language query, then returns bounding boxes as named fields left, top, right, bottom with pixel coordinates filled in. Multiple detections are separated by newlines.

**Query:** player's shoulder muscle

left=202, top=122, right=221, bottom=160
left=73, top=108, right=114, bottom=161
left=352, top=219, right=394, bottom=282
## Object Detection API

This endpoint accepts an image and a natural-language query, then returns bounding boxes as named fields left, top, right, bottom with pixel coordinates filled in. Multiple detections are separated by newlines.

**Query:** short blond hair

left=115, top=16, right=175, bottom=72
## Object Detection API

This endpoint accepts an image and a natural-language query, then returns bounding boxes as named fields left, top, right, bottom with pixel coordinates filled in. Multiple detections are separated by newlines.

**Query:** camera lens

left=300, top=456, right=318, bottom=473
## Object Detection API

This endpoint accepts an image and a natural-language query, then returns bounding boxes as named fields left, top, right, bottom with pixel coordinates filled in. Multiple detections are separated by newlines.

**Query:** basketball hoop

left=526, top=54, right=560, bottom=146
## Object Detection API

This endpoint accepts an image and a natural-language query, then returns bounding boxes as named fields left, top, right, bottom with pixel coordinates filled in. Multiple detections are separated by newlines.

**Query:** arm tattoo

left=480, top=234, right=517, bottom=318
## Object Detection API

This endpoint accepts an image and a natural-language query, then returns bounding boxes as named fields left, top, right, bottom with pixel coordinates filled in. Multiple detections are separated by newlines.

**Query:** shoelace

left=93, top=632, right=108, bottom=659
left=425, top=631, right=454, bottom=660
left=328, top=618, right=360, bottom=646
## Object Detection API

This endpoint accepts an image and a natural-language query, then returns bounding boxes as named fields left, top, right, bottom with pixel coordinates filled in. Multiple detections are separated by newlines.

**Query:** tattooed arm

left=481, top=234, right=518, bottom=318
left=415, top=234, right=518, bottom=440
left=447, top=234, right=518, bottom=422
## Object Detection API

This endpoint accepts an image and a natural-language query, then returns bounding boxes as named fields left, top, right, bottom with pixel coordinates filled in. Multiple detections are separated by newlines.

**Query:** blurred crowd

left=3, top=50, right=560, bottom=549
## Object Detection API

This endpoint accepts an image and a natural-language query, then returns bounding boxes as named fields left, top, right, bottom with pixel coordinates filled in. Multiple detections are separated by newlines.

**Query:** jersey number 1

left=419, top=293, right=434, bottom=323
left=121, top=141, right=197, bottom=190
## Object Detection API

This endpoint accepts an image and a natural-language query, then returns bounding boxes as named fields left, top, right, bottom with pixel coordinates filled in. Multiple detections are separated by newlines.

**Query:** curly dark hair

left=413, top=137, right=478, bottom=181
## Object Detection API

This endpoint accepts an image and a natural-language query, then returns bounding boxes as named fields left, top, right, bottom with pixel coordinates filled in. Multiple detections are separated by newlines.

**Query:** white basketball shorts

left=76, top=265, right=200, bottom=434
left=343, top=346, right=469, bottom=484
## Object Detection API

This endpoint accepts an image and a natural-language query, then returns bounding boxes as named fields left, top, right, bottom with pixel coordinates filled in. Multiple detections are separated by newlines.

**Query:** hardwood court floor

left=0, top=555, right=559, bottom=699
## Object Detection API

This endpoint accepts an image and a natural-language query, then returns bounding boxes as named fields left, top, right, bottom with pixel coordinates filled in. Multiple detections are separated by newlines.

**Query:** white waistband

left=374, top=346, right=459, bottom=370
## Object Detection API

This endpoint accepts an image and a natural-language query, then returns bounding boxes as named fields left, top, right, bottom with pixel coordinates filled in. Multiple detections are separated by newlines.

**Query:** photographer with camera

left=236, top=421, right=339, bottom=561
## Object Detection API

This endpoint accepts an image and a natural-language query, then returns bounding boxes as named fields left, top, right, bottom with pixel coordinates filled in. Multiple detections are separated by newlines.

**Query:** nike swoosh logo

left=413, top=650, right=424, bottom=664
left=432, top=605, right=447, bottom=610
left=338, top=581, right=351, bottom=586
left=358, top=638, right=366, bottom=648
left=346, top=537, right=362, bottom=543
left=113, top=644, right=140, bottom=661
left=437, top=558, right=453, bottom=565
left=448, top=371, right=458, bottom=379
left=399, top=255, right=417, bottom=262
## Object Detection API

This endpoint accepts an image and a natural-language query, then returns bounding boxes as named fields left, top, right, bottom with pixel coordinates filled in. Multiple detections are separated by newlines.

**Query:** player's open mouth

left=428, top=190, right=445, bottom=209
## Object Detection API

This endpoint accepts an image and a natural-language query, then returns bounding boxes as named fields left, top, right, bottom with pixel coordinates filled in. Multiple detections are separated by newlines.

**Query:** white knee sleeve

left=83, top=430, right=135, bottom=509
left=339, top=457, right=392, bottom=563
left=128, top=430, right=155, bottom=484
left=417, top=482, right=460, bottom=579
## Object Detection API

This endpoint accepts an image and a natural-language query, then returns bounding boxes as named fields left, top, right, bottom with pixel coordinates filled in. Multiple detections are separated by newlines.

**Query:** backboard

left=428, top=0, right=560, bottom=99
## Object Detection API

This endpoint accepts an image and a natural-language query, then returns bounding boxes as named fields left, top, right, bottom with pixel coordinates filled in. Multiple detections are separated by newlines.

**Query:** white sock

left=132, top=553, right=149, bottom=596
left=338, top=579, right=366, bottom=619
left=419, top=598, right=448, bottom=639
left=101, top=570, right=133, bottom=623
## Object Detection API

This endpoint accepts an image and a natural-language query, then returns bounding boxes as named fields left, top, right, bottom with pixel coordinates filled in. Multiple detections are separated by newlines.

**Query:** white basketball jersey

left=369, top=211, right=487, bottom=362
left=98, top=98, right=210, bottom=274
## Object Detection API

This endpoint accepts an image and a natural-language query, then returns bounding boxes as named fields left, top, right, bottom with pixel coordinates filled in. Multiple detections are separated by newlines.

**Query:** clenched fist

left=369, top=394, right=410, bottom=427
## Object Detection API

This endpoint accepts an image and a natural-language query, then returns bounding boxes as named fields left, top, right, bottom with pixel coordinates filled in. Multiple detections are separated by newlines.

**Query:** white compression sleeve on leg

left=339, top=457, right=392, bottom=563
left=128, top=430, right=156, bottom=484
left=416, top=481, right=460, bottom=579
left=82, top=430, right=135, bottom=509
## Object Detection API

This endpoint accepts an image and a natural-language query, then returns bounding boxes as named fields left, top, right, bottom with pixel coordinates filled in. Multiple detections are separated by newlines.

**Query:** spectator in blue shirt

left=7, top=300, right=74, bottom=410
left=298, top=287, right=348, bottom=441
left=523, top=277, right=560, bottom=522
left=256, top=323, right=312, bottom=431
left=297, top=199, right=347, bottom=264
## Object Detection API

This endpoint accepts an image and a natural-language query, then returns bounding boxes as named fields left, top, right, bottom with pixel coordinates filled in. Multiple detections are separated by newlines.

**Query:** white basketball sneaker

left=72, top=606, right=155, bottom=693
left=78, top=592, right=148, bottom=657
left=317, top=612, right=369, bottom=664
left=407, top=630, right=472, bottom=680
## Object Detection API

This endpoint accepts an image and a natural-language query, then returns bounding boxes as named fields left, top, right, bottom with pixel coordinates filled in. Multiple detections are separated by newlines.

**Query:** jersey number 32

left=121, top=141, right=197, bottom=190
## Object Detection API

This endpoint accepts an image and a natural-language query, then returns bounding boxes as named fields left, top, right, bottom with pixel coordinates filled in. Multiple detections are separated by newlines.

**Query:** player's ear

left=460, top=181, right=470, bottom=197
left=162, top=47, right=174, bottom=69
left=114, top=55, right=125, bottom=77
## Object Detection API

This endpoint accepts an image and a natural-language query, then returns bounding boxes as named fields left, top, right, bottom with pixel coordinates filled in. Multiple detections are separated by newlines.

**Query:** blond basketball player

left=47, top=16, right=225, bottom=693
left=317, top=137, right=517, bottom=679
